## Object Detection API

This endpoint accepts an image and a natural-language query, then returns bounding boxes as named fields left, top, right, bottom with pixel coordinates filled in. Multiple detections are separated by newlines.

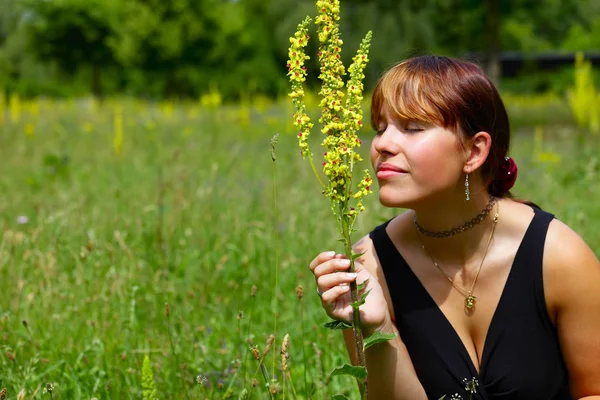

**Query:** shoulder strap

left=369, top=219, right=400, bottom=276
left=368, top=219, right=435, bottom=313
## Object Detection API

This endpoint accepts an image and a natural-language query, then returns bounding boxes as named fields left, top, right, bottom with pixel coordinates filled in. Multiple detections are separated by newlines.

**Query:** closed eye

left=404, top=121, right=425, bottom=133
left=375, top=126, right=387, bottom=135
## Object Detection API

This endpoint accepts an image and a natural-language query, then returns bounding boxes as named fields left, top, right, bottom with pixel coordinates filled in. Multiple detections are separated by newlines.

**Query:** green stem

left=342, top=216, right=368, bottom=399
left=300, top=298, right=309, bottom=399
left=271, top=152, right=280, bottom=379
left=224, top=304, right=252, bottom=395
left=248, top=357, right=273, bottom=400
left=307, top=151, right=326, bottom=188
left=287, top=371, right=298, bottom=399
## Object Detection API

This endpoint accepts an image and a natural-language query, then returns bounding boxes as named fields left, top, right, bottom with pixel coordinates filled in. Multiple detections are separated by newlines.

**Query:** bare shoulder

left=543, top=217, right=600, bottom=308
left=542, top=217, right=600, bottom=396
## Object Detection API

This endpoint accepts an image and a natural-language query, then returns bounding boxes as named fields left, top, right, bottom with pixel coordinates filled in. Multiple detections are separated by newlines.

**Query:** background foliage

left=1, top=0, right=600, bottom=99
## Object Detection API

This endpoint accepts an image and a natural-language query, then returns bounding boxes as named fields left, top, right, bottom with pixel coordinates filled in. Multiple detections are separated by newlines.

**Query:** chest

left=385, top=247, right=569, bottom=398
left=387, top=251, right=568, bottom=398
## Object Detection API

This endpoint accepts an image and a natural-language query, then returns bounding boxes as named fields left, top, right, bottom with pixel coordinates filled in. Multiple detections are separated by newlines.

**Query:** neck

left=412, top=191, right=498, bottom=264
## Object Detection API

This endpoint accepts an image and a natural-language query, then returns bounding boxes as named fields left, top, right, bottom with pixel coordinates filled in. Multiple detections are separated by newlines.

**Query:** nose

left=373, top=126, right=399, bottom=156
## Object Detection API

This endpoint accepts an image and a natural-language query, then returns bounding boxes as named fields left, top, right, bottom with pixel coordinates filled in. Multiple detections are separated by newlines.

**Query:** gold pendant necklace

left=415, top=204, right=499, bottom=310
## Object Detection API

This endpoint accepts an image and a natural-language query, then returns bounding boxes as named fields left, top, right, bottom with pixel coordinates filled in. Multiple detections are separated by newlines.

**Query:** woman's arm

left=543, top=219, right=600, bottom=399
left=342, top=236, right=427, bottom=400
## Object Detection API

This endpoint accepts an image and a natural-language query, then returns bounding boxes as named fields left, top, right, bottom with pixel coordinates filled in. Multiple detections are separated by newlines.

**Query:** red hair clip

left=497, top=156, right=518, bottom=194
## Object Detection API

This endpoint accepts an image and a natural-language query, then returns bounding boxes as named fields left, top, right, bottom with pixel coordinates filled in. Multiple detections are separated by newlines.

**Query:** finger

left=317, top=271, right=357, bottom=291
left=313, top=258, right=352, bottom=278
left=309, top=251, right=336, bottom=271
left=320, top=284, right=350, bottom=304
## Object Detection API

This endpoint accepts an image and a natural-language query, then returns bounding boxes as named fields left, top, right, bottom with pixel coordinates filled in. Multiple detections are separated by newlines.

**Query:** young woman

left=309, top=56, right=600, bottom=399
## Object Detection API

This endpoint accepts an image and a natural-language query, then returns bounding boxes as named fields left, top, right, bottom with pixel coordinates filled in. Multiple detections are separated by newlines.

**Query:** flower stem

left=307, top=151, right=326, bottom=188
left=342, top=216, right=368, bottom=399
left=299, top=297, right=309, bottom=399
left=271, top=136, right=280, bottom=379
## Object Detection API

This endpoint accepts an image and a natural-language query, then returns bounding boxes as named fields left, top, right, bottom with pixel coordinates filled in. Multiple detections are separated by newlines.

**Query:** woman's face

left=370, top=107, right=466, bottom=208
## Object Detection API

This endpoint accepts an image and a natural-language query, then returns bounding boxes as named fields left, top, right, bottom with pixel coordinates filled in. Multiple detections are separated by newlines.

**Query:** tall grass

left=0, top=96, right=598, bottom=398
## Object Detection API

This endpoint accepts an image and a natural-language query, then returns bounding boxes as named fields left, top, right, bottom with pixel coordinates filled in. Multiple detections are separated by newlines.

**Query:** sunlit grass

left=0, top=95, right=598, bottom=398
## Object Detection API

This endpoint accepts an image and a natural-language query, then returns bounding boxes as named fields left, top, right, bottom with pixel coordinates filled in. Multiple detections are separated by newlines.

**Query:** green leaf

left=351, top=251, right=365, bottom=261
left=323, top=320, right=353, bottom=330
left=357, top=278, right=369, bottom=291
left=363, top=331, right=398, bottom=351
left=329, top=364, right=367, bottom=380
left=332, top=395, right=349, bottom=400
left=350, top=289, right=371, bottom=309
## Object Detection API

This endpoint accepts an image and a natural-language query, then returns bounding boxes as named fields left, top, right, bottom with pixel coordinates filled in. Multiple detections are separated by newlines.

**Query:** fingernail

left=325, top=251, right=336, bottom=257
left=345, top=272, right=357, bottom=279
left=339, top=259, right=351, bottom=266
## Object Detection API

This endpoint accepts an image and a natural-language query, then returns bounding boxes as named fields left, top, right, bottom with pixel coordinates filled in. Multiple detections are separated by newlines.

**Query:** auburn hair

left=370, top=56, right=511, bottom=198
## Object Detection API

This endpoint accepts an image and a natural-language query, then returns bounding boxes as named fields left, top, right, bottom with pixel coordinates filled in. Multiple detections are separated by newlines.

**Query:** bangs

left=370, top=59, right=461, bottom=132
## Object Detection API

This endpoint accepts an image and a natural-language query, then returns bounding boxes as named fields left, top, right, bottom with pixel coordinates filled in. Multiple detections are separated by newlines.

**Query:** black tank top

left=369, top=207, right=572, bottom=399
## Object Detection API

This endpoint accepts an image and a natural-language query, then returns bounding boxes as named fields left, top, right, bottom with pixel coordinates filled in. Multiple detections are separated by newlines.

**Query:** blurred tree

left=561, top=1, right=600, bottom=51
left=0, top=0, right=27, bottom=87
left=109, top=0, right=286, bottom=98
left=25, top=0, right=123, bottom=96
left=1, top=0, right=598, bottom=98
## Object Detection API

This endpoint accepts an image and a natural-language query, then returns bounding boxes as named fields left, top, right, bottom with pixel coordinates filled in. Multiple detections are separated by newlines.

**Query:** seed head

left=270, top=133, right=280, bottom=162
left=280, top=334, right=290, bottom=372
left=250, top=346, right=261, bottom=360
left=269, top=380, right=280, bottom=395
left=45, top=383, right=54, bottom=393
left=295, top=285, right=304, bottom=300
left=251, top=285, right=257, bottom=297
left=165, top=303, right=170, bottom=318
left=263, top=334, right=276, bottom=357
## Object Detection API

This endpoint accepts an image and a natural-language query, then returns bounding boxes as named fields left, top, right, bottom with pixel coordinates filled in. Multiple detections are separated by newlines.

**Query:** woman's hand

left=309, top=251, right=393, bottom=335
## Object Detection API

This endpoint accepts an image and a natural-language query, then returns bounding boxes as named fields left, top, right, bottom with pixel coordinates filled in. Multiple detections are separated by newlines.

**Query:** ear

left=463, top=131, right=492, bottom=174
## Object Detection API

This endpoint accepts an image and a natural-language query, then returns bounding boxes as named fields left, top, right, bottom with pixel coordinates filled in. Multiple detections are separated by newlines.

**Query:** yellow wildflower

left=288, top=0, right=373, bottom=236
left=287, top=17, right=313, bottom=156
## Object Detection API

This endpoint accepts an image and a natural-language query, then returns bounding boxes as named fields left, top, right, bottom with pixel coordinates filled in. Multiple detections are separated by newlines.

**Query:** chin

left=378, top=189, right=417, bottom=209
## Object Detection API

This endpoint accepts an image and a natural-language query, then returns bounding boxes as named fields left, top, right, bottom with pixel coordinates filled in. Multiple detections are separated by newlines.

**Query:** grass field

left=0, top=96, right=599, bottom=399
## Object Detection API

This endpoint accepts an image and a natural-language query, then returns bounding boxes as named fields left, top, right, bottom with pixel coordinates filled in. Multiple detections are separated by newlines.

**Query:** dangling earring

left=465, top=173, right=470, bottom=201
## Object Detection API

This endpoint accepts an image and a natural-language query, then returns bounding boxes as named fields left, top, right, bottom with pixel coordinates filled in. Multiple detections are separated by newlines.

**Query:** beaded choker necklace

left=413, top=195, right=496, bottom=238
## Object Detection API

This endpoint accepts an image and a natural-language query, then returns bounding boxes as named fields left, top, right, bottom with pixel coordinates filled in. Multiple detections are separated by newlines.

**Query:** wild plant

left=286, top=0, right=397, bottom=398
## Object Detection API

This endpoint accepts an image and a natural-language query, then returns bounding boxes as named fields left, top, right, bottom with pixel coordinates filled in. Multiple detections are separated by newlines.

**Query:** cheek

left=409, top=137, right=462, bottom=182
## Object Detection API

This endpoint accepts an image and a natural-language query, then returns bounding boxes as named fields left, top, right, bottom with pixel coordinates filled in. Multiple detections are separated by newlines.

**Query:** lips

left=377, top=163, right=407, bottom=173
left=376, top=163, right=407, bottom=179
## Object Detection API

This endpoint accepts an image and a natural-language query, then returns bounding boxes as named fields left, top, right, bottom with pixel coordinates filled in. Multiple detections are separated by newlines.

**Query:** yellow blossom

left=288, top=0, right=373, bottom=229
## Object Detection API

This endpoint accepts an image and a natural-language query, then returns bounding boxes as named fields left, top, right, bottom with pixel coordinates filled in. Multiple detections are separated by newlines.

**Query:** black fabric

left=369, top=208, right=571, bottom=399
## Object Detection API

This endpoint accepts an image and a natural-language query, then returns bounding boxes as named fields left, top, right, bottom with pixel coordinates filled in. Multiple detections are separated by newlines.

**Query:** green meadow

left=0, top=94, right=599, bottom=399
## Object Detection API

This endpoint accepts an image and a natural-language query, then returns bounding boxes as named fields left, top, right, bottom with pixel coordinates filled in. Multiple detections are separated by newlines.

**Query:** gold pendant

left=465, top=294, right=477, bottom=309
